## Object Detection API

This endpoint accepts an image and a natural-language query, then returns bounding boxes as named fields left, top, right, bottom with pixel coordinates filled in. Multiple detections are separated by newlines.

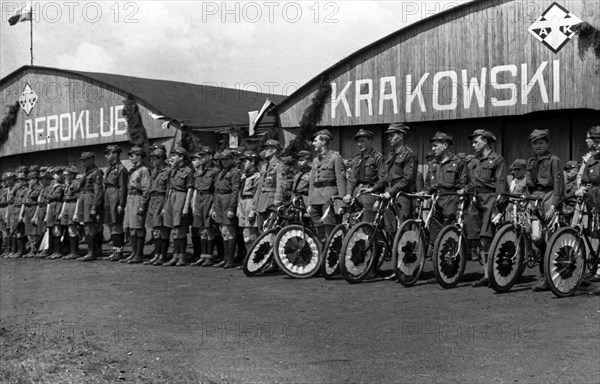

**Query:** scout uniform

left=562, top=161, right=580, bottom=224
left=143, top=149, right=171, bottom=266
left=3, top=172, right=19, bottom=257
left=580, top=126, right=600, bottom=282
left=23, top=168, right=43, bottom=257
left=347, top=129, right=385, bottom=224
left=0, top=173, right=11, bottom=256
left=122, top=146, right=151, bottom=264
left=308, top=129, right=347, bottom=241
left=163, top=148, right=194, bottom=267
left=33, top=167, right=52, bottom=257
left=77, top=152, right=105, bottom=261
left=292, top=150, right=312, bottom=207
left=45, top=167, right=65, bottom=258
left=12, top=168, right=29, bottom=257
left=211, top=149, right=241, bottom=268
left=190, top=147, right=219, bottom=265
left=103, top=145, right=129, bottom=260
left=373, top=124, right=417, bottom=232
left=59, top=166, right=81, bottom=260
left=424, top=132, right=468, bottom=245
left=254, top=140, right=286, bottom=229
left=236, top=151, right=261, bottom=254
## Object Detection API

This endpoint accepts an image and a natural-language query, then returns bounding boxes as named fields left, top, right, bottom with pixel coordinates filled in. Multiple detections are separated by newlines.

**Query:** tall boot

left=50, top=235, right=62, bottom=259
left=215, top=235, right=224, bottom=262
left=15, top=237, right=25, bottom=258
left=203, top=239, right=216, bottom=267
left=191, top=236, right=201, bottom=263
left=121, top=236, right=137, bottom=263
left=66, top=236, right=79, bottom=259
left=153, top=240, right=167, bottom=266
left=224, top=239, right=236, bottom=269
left=128, top=234, right=145, bottom=264
left=103, top=235, right=118, bottom=260
left=176, top=238, right=188, bottom=266
left=144, top=239, right=160, bottom=265
left=94, top=233, right=103, bottom=258
left=80, top=235, right=97, bottom=261
left=9, top=236, right=17, bottom=257
left=235, top=231, right=246, bottom=263
left=164, top=239, right=180, bottom=267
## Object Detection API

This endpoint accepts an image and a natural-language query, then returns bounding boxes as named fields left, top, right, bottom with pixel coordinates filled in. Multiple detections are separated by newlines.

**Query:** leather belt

left=241, top=195, right=254, bottom=199
left=129, top=190, right=143, bottom=196
left=314, top=181, right=336, bottom=188
left=196, top=190, right=212, bottom=195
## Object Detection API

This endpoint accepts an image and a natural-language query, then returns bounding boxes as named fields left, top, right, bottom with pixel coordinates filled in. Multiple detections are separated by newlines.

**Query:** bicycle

left=391, top=192, right=436, bottom=286
left=338, top=193, right=398, bottom=284
left=272, top=197, right=323, bottom=279
left=544, top=196, right=600, bottom=297
left=431, top=192, right=470, bottom=289
left=487, top=193, right=560, bottom=293
left=242, top=202, right=300, bottom=276
left=321, top=195, right=363, bottom=279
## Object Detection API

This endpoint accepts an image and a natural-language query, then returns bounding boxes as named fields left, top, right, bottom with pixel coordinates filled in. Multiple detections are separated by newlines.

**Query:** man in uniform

left=103, top=145, right=129, bottom=261
left=525, top=129, right=564, bottom=292
left=162, top=147, right=194, bottom=267
left=234, top=151, right=261, bottom=266
left=423, top=132, right=468, bottom=251
left=345, top=129, right=384, bottom=224
left=562, top=160, right=580, bottom=225
left=189, top=147, right=219, bottom=267
left=463, top=130, right=508, bottom=287
left=143, top=148, right=171, bottom=266
left=122, top=146, right=151, bottom=264
left=210, top=149, right=241, bottom=269
left=0, top=173, right=13, bottom=256
left=293, top=150, right=312, bottom=207
left=254, top=140, right=286, bottom=230
left=77, top=152, right=104, bottom=262
left=3, top=172, right=19, bottom=257
left=308, top=129, right=346, bottom=242
left=11, top=167, right=29, bottom=258
left=44, top=167, right=65, bottom=258
left=22, top=166, right=43, bottom=257
left=32, top=167, right=53, bottom=257
left=370, top=123, right=417, bottom=232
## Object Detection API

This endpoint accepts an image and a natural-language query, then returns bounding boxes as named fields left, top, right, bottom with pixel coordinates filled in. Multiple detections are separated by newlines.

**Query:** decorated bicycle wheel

left=273, top=225, right=322, bottom=279
left=243, top=229, right=278, bottom=276
left=432, top=225, right=467, bottom=289
left=340, top=223, right=378, bottom=284
left=544, top=227, right=586, bottom=298
left=487, top=224, right=525, bottom=293
left=321, top=224, right=347, bottom=279
left=392, top=220, right=426, bottom=287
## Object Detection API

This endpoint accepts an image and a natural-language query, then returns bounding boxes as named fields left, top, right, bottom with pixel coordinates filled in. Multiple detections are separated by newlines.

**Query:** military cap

left=564, top=160, right=580, bottom=171
left=296, top=150, right=312, bottom=159
left=312, top=129, right=334, bottom=142
left=468, top=129, right=496, bottom=143
left=17, top=165, right=29, bottom=174
left=198, top=146, right=215, bottom=155
left=128, top=146, right=146, bottom=157
left=220, top=149, right=235, bottom=159
left=64, top=166, right=78, bottom=174
left=262, top=139, right=282, bottom=150
left=510, top=159, right=527, bottom=170
left=430, top=131, right=454, bottom=145
left=39, top=166, right=48, bottom=174
left=80, top=151, right=95, bottom=160
left=231, top=148, right=244, bottom=157
left=528, top=129, right=549, bottom=143
left=104, top=144, right=122, bottom=154
left=242, top=151, right=260, bottom=161
left=150, top=143, right=167, bottom=152
left=5, top=172, right=16, bottom=180
left=587, top=126, right=600, bottom=139
left=28, top=171, right=40, bottom=179
left=16, top=173, right=27, bottom=180
left=29, top=165, right=40, bottom=172
left=214, top=152, right=222, bottom=161
left=385, top=123, right=410, bottom=135
left=281, top=156, right=295, bottom=166
left=149, top=149, right=167, bottom=159
left=170, top=147, right=189, bottom=158
left=52, top=166, right=64, bottom=174
left=354, top=129, right=374, bottom=140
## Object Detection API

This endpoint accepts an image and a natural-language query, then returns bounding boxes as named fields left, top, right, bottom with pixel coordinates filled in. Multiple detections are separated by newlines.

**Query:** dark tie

left=357, top=157, right=365, bottom=183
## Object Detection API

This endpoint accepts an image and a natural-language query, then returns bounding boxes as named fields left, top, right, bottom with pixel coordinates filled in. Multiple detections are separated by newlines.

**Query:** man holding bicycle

left=422, top=132, right=467, bottom=256
left=463, top=130, right=508, bottom=287
left=526, top=129, right=564, bottom=292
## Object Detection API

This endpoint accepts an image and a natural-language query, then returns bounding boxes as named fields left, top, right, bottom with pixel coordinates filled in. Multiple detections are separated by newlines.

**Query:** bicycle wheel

left=487, top=224, right=525, bottom=293
left=321, top=224, right=347, bottom=279
left=340, top=222, right=378, bottom=284
left=432, top=225, right=467, bottom=289
left=243, top=229, right=278, bottom=276
left=544, top=227, right=587, bottom=298
left=392, top=220, right=426, bottom=287
left=273, top=225, right=322, bottom=279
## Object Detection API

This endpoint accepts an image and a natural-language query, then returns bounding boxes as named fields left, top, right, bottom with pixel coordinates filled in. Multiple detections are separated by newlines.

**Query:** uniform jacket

left=465, top=150, right=507, bottom=195
left=48, top=182, right=65, bottom=203
left=80, top=165, right=104, bottom=210
left=425, top=153, right=467, bottom=193
left=214, top=165, right=240, bottom=213
left=24, top=184, right=42, bottom=206
left=308, top=150, right=346, bottom=205
left=347, top=147, right=384, bottom=195
left=168, top=164, right=194, bottom=192
left=63, top=179, right=81, bottom=202
left=128, top=164, right=151, bottom=199
left=104, top=161, right=128, bottom=208
left=526, top=152, right=564, bottom=206
left=144, top=165, right=170, bottom=209
left=373, top=145, right=417, bottom=196
left=255, top=158, right=285, bottom=213
left=194, top=162, right=219, bottom=192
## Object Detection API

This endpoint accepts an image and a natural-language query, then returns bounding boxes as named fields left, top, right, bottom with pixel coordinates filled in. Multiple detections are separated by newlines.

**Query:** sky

left=1, top=1, right=469, bottom=95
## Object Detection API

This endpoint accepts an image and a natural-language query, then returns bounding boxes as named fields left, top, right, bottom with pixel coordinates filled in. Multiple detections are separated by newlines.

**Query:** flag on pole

left=248, top=98, right=276, bottom=136
left=8, top=2, right=32, bottom=25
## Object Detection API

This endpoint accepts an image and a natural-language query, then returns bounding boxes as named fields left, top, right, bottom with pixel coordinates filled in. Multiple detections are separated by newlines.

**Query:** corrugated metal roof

left=0, top=65, right=286, bottom=130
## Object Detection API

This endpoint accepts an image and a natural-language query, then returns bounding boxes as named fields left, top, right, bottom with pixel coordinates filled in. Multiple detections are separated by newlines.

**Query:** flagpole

left=30, top=11, right=33, bottom=65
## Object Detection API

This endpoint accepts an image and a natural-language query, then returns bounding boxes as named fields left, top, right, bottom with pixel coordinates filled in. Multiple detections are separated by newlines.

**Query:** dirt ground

left=1, top=245, right=599, bottom=384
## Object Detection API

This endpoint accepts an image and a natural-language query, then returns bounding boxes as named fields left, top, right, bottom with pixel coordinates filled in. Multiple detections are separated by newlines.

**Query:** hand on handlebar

left=382, top=192, right=392, bottom=200
left=575, top=186, right=588, bottom=197
left=343, top=194, right=352, bottom=204
left=545, top=205, right=555, bottom=221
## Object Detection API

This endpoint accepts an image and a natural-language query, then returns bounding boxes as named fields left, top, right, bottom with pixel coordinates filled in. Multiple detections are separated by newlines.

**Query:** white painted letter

left=379, top=76, right=399, bottom=115
left=490, top=65, right=518, bottom=107
left=59, top=113, right=72, bottom=141
left=406, top=73, right=429, bottom=113
left=355, top=79, right=373, bottom=117
left=521, top=62, right=548, bottom=105
left=331, top=81, right=353, bottom=119
left=432, top=71, right=458, bottom=111
left=462, top=68, right=487, bottom=109
left=23, top=120, right=34, bottom=147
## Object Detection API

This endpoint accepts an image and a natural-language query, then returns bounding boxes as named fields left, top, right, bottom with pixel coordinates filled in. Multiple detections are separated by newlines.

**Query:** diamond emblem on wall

left=528, top=2, right=582, bottom=53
